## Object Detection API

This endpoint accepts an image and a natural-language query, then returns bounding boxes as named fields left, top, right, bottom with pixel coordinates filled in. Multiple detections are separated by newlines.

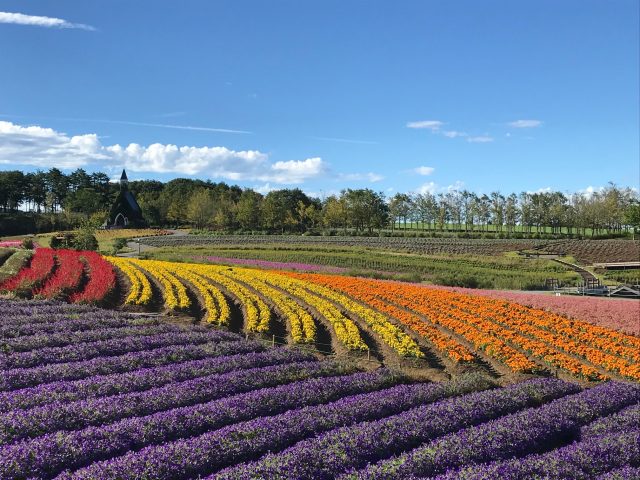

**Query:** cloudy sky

left=0, top=0, right=638, bottom=196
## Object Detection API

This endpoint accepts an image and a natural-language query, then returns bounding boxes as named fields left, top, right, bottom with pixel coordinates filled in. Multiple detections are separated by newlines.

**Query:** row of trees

left=0, top=169, right=112, bottom=214
left=387, top=186, right=639, bottom=235
left=0, top=169, right=638, bottom=235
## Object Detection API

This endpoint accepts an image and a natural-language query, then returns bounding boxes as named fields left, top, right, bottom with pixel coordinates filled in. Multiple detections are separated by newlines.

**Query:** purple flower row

left=62, top=374, right=494, bottom=480
left=0, top=301, right=103, bottom=323
left=598, top=465, right=640, bottom=480
left=197, top=255, right=348, bottom=273
left=0, top=348, right=313, bottom=412
left=432, top=429, right=639, bottom=479
left=0, top=370, right=400, bottom=479
left=0, top=360, right=342, bottom=445
left=0, top=329, right=240, bottom=370
left=0, top=315, right=158, bottom=340
left=1, top=339, right=261, bottom=391
left=1, top=323, right=181, bottom=353
left=214, top=378, right=580, bottom=480
left=348, top=381, right=640, bottom=479
left=580, top=402, right=640, bottom=439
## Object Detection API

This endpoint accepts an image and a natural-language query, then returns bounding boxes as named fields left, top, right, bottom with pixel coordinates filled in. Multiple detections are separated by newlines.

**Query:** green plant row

left=0, top=249, right=33, bottom=283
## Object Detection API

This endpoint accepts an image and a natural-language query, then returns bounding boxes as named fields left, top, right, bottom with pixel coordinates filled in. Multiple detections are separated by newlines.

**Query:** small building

left=105, top=170, right=145, bottom=228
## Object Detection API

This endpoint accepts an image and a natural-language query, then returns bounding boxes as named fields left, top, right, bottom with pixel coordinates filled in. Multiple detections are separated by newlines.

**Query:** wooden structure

left=104, top=170, right=145, bottom=228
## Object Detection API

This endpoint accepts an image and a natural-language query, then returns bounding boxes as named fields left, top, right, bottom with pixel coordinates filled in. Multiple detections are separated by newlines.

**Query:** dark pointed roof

left=120, top=169, right=128, bottom=181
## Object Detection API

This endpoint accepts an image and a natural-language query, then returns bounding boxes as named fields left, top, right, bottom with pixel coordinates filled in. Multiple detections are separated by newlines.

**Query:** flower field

left=101, top=256, right=640, bottom=381
left=0, top=248, right=115, bottom=304
left=2, top=250, right=639, bottom=381
left=0, top=298, right=638, bottom=479
left=434, top=285, right=640, bottom=335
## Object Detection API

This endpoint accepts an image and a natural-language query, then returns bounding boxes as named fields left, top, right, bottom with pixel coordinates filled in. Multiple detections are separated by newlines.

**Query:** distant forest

left=0, top=168, right=638, bottom=237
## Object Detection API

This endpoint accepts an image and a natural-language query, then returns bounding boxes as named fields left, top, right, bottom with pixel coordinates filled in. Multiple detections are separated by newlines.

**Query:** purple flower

left=348, top=381, right=640, bottom=479
left=215, top=378, right=579, bottom=480
left=0, top=360, right=342, bottom=444
left=62, top=374, right=494, bottom=480
left=0, top=370, right=399, bottom=479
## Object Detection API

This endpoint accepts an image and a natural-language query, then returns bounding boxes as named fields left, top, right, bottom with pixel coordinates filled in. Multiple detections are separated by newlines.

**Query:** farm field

left=433, top=286, right=640, bottom=336
left=140, top=233, right=550, bottom=255
left=140, top=234, right=640, bottom=264
left=0, top=298, right=638, bottom=479
left=145, top=243, right=580, bottom=290
left=2, top=248, right=639, bottom=383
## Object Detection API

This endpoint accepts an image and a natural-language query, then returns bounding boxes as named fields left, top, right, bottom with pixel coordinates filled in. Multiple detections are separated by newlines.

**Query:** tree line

left=0, top=168, right=638, bottom=236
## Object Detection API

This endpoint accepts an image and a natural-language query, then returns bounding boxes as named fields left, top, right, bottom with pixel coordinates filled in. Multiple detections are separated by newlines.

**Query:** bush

left=73, top=231, right=98, bottom=251
left=112, top=238, right=129, bottom=254
left=50, top=233, right=76, bottom=249
left=21, top=238, right=34, bottom=249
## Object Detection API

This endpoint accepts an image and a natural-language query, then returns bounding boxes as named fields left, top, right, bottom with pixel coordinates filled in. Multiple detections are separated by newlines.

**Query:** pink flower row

left=431, top=285, right=640, bottom=336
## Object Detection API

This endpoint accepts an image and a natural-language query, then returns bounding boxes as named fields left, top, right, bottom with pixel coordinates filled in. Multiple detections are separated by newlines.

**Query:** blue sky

left=0, top=0, right=638, bottom=197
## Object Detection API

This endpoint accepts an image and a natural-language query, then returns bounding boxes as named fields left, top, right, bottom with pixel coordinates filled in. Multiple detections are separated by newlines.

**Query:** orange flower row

left=442, top=292, right=637, bottom=380
left=285, top=273, right=625, bottom=380
left=286, top=273, right=537, bottom=373
left=287, top=273, right=474, bottom=363
left=387, top=285, right=607, bottom=380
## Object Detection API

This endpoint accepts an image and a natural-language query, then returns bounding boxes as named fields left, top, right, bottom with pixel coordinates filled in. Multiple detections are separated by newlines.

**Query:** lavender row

left=348, top=381, right=640, bottom=479
left=432, top=429, right=639, bottom=480
left=1, top=323, right=182, bottom=353
left=1, top=339, right=261, bottom=391
left=0, top=360, right=341, bottom=445
left=0, top=329, right=240, bottom=370
left=0, top=303, right=106, bottom=324
left=0, top=370, right=400, bottom=480
left=598, top=465, right=640, bottom=480
left=0, top=315, right=158, bottom=340
left=214, top=378, right=580, bottom=480
left=580, top=403, right=640, bottom=439
left=0, top=348, right=313, bottom=412
left=61, top=374, right=495, bottom=480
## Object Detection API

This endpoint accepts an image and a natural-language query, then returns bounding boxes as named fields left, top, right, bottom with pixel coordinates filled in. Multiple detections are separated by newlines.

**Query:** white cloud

left=526, top=187, right=553, bottom=194
left=416, top=180, right=465, bottom=195
left=418, top=181, right=438, bottom=194
left=0, top=120, right=325, bottom=184
left=442, top=130, right=467, bottom=138
left=467, top=135, right=494, bottom=143
left=0, top=121, right=108, bottom=168
left=577, top=185, right=606, bottom=198
left=508, top=119, right=542, bottom=128
left=254, top=183, right=276, bottom=195
left=446, top=180, right=465, bottom=192
left=91, top=119, right=251, bottom=134
left=0, top=11, right=95, bottom=30
left=268, top=157, right=327, bottom=183
left=414, top=166, right=435, bottom=176
left=406, top=120, right=443, bottom=130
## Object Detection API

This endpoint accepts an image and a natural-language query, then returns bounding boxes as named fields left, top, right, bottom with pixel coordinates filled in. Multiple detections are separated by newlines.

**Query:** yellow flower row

left=294, top=278, right=424, bottom=358
left=256, top=271, right=367, bottom=351
left=105, top=257, right=152, bottom=305
left=128, top=259, right=190, bottom=310
left=171, top=264, right=230, bottom=326
left=192, top=265, right=271, bottom=333
left=215, top=267, right=316, bottom=344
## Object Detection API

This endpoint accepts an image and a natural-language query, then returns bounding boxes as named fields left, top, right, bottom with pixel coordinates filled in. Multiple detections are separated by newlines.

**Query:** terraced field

left=141, top=234, right=547, bottom=255
left=3, top=248, right=638, bottom=383
left=0, top=299, right=638, bottom=479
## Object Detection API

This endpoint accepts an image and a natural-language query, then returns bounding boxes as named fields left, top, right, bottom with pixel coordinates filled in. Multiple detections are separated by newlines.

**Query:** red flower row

left=69, top=252, right=116, bottom=304
left=0, top=248, right=55, bottom=292
left=36, top=250, right=84, bottom=299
